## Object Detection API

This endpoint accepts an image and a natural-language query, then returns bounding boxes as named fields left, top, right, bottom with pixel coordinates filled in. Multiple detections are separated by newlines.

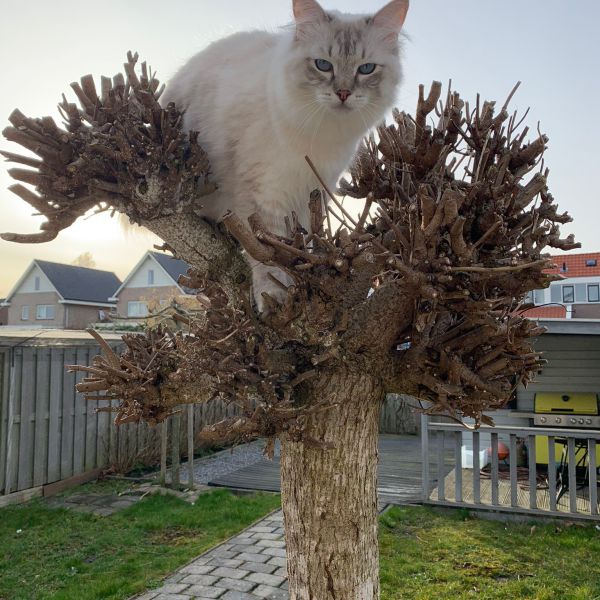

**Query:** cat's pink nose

left=336, top=89, right=352, bottom=103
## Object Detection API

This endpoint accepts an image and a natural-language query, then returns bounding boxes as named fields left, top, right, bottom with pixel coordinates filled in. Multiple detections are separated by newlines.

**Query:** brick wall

left=7, top=292, right=64, bottom=327
left=116, top=286, right=181, bottom=316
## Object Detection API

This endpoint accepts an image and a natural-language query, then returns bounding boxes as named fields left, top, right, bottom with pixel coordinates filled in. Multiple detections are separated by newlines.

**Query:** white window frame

left=36, top=304, right=55, bottom=320
left=588, top=284, right=600, bottom=303
left=127, top=301, right=149, bottom=318
left=34, top=276, right=40, bottom=291
left=562, top=285, right=574, bottom=304
left=147, top=269, right=155, bottom=285
left=21, top=305, right=29, bottom=321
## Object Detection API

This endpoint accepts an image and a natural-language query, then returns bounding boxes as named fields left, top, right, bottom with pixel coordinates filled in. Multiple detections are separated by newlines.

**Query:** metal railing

left=421, top=415, right=600, bottom=521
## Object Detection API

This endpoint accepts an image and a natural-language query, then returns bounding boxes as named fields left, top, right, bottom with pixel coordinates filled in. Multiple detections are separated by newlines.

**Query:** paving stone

left=210, top=566, right=250, bottom=580
left=239, top=561, right=277, bottom=575
left=236, top=552, right=269, bottom=564
left=252, top=585, right=289, bottom=599
left=230, top=544, right=260, bottom=553
left=255, top=539, right=285, bottom=548
left=180, top=573, right=218, bottom=585
left=213, top=550, right=239, bottom=560
left=214, top=577, right=257, bottom=592
left=135, top=592, right=159, bottom=600
left=189, top=556, right=213, bottom=565
left=93, top=508, right=116, bottom=517
left=248, top=526, right=276, bottom=534
left=111, top=499, right=137, bottom=509
left=260, top=547, right=286, bottom=558
left=251, top=532, right=282, bottom=541
left=228, top=537, right=255, bottom=546
left=273, top=567, right=286, bottom=578
left=220, top=592, right=257, bottom=600
left=264, top=513, right=283, bottom=522
left=72, top=504, right=96, bottom=514
left=180, top=564, right=215, bottom=575
left=154, top=594, right=192, bottom=600
left=245, top=572, right=286, bottom=588
left=164, top=573, right=186, bottom=584
left=266, top=557, right=287, bottom=568
left=153, top=584, right=190, bottom=594
left=206, top=558, right=244, bottom=568
left=183, top=585, right=225, bottom=598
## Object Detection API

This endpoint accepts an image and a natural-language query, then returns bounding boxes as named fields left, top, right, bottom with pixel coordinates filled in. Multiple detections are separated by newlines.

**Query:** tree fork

left=280, top=369, right=383, bottom=599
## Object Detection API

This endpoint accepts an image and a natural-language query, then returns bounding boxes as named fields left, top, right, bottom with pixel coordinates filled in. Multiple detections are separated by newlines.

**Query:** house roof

left=546, top=252, right=600, bottom=278
left=110, top=251, right=193, bottom=298
left=34, top=261, right=121, bottom=304
left=149, top=252, right=191, bottom=287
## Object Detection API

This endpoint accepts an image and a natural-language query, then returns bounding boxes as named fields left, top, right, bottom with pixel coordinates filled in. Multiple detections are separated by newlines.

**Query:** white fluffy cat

left=162, top=0, right=409, bottom=311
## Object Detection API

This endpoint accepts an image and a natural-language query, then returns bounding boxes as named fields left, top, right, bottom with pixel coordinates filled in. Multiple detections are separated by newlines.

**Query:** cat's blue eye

left=315, top=59, right=333, bottom=72
left=358, top=63, right=377, bottom=75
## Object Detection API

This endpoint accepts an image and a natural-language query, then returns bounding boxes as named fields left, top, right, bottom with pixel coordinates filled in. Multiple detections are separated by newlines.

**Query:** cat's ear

left=293, top=0, right=327, bottom=38
left=372, top=0, right=409, bottom=42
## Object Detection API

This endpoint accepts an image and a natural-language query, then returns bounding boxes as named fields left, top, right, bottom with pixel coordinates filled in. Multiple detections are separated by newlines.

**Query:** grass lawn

left=380, top=506, right=600, bottom=600
left=3, top=486, right=600, bottom=600
left=0, top=486, right=280, bottom=600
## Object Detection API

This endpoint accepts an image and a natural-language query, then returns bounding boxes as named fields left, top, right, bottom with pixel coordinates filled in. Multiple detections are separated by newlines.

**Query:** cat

left=162, top=0, right=409, bottom=312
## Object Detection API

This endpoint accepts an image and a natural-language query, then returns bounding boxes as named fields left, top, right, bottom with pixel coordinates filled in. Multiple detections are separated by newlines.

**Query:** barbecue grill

left=533, top=393, right=600, bottom=464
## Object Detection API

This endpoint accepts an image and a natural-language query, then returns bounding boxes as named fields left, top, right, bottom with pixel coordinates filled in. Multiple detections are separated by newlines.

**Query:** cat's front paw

left=252, top=264, right=294, bottom=314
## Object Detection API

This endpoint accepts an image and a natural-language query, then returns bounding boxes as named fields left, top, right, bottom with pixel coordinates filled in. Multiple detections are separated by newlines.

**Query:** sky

left=1, top=0, right=599, bottom=297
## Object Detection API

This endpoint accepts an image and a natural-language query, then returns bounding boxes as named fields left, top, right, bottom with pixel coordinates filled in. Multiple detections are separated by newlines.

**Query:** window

left=589, top=284, right=600, bottom=303
left=21, top=306, right=29, bottom=320
left=127, top=301, right=148, bottom=317
left=36, top=304, right=55, bottom=320
left=147, top=269, right=155, bottom=285
left=562, top=285, right=574, bottom=303
left=560, top=262, right=568, bottom=273
left=586, top=259, right=597, bottom=267
left=34, top=276, right=40, bottom=291
left=533, top=289, right=545, bottom=305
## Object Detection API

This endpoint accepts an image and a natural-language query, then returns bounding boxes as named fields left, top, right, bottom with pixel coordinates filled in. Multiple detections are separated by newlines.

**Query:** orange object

left=487, top=442, right=510, bottom=460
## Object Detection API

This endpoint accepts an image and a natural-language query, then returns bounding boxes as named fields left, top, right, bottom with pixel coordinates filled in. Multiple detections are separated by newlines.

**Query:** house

left=0, top=260, right=120, bottom=330
left=524, top=252, right=600, bottom=319
left=110, top=251, right=195, bottom=318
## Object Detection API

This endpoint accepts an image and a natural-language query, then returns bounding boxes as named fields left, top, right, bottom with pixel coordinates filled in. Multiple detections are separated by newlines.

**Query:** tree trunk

left=280, top=369, right=383, bottom=600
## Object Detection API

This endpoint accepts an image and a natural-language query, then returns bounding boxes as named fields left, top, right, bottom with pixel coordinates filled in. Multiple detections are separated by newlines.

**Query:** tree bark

left=280, top=369, right=383, bottom=600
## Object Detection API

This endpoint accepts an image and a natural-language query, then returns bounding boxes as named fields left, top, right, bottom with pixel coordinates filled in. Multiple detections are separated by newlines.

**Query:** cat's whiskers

left=288, top=100, right=326, bottom=151
left=307, top=104, right=328, bottom=157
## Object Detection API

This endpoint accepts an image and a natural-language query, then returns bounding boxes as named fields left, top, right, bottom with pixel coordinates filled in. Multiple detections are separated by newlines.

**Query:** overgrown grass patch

left=380, top=506, right=600, bottom=599
left=0, top=488, right=280, bottom=600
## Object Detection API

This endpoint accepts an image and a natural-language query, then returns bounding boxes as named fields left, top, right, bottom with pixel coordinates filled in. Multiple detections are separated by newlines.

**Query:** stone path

left=45, top=491, right=140, bottom=516
left=134, top=510, right=288, bottom=600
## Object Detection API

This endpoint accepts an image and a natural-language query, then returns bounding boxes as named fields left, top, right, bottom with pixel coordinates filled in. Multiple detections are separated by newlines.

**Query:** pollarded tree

left=1, top=54, right=578, bottom=599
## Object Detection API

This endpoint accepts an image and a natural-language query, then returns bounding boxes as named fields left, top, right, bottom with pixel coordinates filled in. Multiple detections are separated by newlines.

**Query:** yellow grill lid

left=534, top=393, right=598, bottom=415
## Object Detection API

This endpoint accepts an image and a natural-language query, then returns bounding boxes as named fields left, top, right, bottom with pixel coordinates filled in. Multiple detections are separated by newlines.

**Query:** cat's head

left=284, top=0, right=408, bottom=118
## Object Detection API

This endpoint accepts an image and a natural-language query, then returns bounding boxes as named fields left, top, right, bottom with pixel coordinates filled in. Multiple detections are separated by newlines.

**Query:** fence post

left=187, top=404, right=194, bottom=489
left=421, top=414, right=429, bottom=502
left=171, top=412, right=181, bottom=488
left=159, top=420, right=167, bottom=486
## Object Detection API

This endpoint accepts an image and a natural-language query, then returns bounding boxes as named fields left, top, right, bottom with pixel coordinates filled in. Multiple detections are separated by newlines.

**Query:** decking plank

left=207, top=435, right=450, bottom=504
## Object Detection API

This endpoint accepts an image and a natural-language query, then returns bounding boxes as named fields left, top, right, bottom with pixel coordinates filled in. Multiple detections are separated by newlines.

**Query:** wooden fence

left=0, top=343, right=244, bottom=497
left=0, top=340, right=420, bottom=499
left=422, top=415, right=600, bottom=521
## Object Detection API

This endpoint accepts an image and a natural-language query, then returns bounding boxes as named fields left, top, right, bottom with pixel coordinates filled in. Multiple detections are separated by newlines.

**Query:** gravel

left=176, top=440, right=278, bottom=485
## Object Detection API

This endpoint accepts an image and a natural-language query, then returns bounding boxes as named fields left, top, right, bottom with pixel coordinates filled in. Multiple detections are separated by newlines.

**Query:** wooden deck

left=208, top=434, right=452, bottom=505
